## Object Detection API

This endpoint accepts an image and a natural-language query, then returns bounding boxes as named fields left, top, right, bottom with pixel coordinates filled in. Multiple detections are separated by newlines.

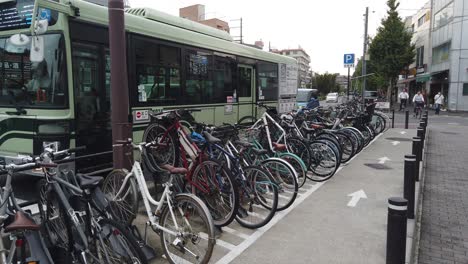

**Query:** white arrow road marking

left=400, top=131, right=407, bottom=135
left=378, top=157, right=390, bottom=164
left=347, top=190, right=367, bottom=207
left=392, top=141, right=400, bottom=146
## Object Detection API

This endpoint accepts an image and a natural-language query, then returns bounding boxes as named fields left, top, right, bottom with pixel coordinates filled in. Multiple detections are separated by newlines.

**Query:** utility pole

left=240, top=17, right=243, bottom=44
left=361, top=7, right=369, bottom=104
left=109, top=0, right=132, bottom=169
left=347, top=67, right=351, bottom=99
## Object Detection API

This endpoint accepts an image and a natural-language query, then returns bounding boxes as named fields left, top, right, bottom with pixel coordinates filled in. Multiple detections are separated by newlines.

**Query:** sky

left=128, top=0, right=428, bottom=75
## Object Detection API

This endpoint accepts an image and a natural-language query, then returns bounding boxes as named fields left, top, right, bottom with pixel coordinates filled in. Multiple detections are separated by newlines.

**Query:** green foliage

left=353, top=59, right=387, bottom=92
left=368, top=0, right=415, bottom=100
left=312, top=73, right=339, bottom=95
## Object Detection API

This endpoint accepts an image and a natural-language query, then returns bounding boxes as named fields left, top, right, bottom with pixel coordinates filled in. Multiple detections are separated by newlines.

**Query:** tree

left=313, top=73, right=339, bottom=95
left=353, top=59, right=387, bottom=93
left=368, top=0, right=415, bottom=102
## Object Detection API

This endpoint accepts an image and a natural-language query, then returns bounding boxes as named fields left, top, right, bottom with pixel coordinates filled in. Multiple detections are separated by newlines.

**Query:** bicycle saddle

left=202, top=131, right=222, bottom=144
left=76, top=173, right=103, bottom=189
left=161, top=164, right=188, bottom=174
left=4, top=211, right=40, bottom=232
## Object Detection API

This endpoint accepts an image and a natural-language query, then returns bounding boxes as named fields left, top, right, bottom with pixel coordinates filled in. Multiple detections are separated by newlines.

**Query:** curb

left=409, top=126, right=429, bottom=264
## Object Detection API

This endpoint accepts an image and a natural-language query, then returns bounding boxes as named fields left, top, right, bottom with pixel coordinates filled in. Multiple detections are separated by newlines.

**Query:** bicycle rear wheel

left=235, top=166, right=278, bottom=229
left=159, top=193, right=215, bottom=264
left=143, top=123, right=180, bottom=172
left=308, top=140, right=339, bottom=182
left=191, top=159, right=239, bottom=227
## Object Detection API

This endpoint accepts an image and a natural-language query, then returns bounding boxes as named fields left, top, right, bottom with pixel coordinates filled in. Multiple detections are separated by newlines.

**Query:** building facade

left=179, top=4, right=230, bottom=33
left=272, top=48, right=311, bottom=87
left=431, top=0, right=468, bottom=111
left=398, top=0, right=468, bottom=110
left=398, top=4, right=432, bottom=102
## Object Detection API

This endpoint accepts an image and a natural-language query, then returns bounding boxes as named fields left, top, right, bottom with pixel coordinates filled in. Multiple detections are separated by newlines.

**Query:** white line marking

left=200, top=232, right=235, bottom=250
left=378, top=157, right=390, bottom=164
left=215, top=132, right=384, bottom=264
left=392, top=141, right=400, bottom=146
left=222, top=226, right=250, bottom=239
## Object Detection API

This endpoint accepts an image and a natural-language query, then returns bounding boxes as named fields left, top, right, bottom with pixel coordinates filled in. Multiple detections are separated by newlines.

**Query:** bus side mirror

left=30, top=36, right=44, bottom=63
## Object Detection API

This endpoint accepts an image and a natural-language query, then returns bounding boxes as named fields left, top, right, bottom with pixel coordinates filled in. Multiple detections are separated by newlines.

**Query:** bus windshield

left=0, top=34, right=68, bottom=109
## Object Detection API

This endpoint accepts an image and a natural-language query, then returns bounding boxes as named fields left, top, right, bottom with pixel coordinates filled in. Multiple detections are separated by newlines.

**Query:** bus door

left=237, top=65, right=255, bottom=121
left=72, top=43, right=112, bottom=172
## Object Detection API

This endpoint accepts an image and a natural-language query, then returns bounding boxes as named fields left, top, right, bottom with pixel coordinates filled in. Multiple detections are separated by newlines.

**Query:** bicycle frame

left=157, top=119, right=215, bottom=195
left=251, top=112, right=287, bottom=153
left=114, top=161, right=181, bottom=237
left=0, top=170, right=53, bottom=264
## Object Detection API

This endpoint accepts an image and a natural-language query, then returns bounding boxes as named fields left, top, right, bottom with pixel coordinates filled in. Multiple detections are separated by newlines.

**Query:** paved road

left=136, top=128, right=416, bottom=264
left=417, top=116, right=468, bottom=264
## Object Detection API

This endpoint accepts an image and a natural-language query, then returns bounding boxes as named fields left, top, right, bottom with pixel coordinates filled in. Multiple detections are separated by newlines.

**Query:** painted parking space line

left=214, top=132, right=385, bottom=264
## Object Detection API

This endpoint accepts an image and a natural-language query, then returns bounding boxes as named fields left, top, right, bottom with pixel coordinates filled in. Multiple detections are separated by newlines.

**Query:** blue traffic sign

left=344, top=54, right=355, bottom=65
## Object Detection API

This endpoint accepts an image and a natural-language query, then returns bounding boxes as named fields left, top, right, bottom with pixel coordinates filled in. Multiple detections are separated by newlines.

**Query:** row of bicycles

left=0, top=99, right=389, bottom=264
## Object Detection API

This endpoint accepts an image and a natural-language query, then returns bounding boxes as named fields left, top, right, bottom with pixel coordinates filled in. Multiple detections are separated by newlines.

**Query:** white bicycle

left=102, top=138, right=215, bottom=264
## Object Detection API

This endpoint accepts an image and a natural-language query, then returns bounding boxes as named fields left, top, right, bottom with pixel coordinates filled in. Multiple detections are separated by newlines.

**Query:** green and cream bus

left=0, top=0, right=297, bottom=173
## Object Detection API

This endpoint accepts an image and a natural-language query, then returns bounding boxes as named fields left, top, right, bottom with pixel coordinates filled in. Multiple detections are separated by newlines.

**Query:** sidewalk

left=417, top=124, right=468, bottom=264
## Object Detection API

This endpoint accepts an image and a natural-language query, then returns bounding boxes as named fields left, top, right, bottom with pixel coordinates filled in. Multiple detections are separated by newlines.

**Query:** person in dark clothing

left=306, top=94, right=320, bottom=109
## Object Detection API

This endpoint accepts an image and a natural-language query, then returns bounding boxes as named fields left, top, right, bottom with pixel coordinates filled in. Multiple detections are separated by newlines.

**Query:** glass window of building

left=418, top=15, right=426, bottom=27
left=416, top=46, right=425, bottom=68
left=432, top=42, right=450, bottom=64
left=434, top=2, right=453, bottom=28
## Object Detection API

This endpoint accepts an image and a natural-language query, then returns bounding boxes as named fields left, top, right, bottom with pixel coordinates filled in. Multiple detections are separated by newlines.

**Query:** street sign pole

left=347, top=67, right=350, bottom=99
left=344, top=53, right=355, bottom=101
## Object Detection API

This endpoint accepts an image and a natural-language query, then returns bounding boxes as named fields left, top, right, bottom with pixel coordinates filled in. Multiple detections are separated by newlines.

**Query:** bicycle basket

left=237, top=129, right=260, bottom=143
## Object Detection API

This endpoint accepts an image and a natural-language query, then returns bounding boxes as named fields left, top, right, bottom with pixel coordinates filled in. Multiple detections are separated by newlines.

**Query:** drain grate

left=385, top=137, right=413, bottom=142
left=440, top=132, right=458, bottom=135
left=364, top=163, right=393, bottom=170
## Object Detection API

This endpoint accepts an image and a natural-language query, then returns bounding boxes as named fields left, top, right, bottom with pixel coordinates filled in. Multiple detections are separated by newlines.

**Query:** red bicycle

left=143, top=109, right=239, bottom=227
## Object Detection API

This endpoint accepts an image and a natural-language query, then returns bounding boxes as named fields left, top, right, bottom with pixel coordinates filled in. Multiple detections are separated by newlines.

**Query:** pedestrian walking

left=434, top=92, right=444, bottom=115
left=398, top=89, right=409, bottom=111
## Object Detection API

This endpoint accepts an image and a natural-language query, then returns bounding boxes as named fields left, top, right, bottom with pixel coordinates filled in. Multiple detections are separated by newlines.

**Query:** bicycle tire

left=308, top=140, right=339, bottom=182
left=142, top=123, right=180, bottom=172
left=94, top=218, right=148, bottom=264
left=159, top=193, right=215, bottom=264
left=278, top=152, right=308, bottom=189
left=101, top=169, right=139, bottom=225
left=191, top=159, right=239, bottom=227
left=334, top=131, right=355, bottom=163
left=37, top=179, right=73, bottom=253
left=260, top=158, right=298, bottom=211
left=237, top=115, right=257, bottom=127
left=235, top=166, right=278, bottom=229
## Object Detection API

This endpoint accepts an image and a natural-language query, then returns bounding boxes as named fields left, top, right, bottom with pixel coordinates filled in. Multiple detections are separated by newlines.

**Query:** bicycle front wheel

left=235, top=166, right=278, bottom=229
left=94, top=218, right=148, bottom=264
left=261, top=158, right=298, bottom=211
left=102, top=169, right=139, bottom=225
left=160, top=193, right=215, bottom=264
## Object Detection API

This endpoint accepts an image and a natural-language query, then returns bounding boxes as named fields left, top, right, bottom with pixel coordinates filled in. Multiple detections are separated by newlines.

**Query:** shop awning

left=397, top=77, right=415, bottom=84
left=416, top=73, right=431, bottom=83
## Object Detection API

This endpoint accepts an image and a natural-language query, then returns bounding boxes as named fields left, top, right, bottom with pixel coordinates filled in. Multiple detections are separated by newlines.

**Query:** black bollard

left=412, top=137, right=422, bottom=181
left=386, top=197, right=408, bottom=264
left=392, top=109, right=395, bottom=128
left=419, top=120, right=426, bottom=129
left=424, top=110, right=428, bottom=116
left=404, top=155, right=416, bottom=219
left=417, top=127, right=425, bottom=146
left=405, top=110, right=409, bottom=129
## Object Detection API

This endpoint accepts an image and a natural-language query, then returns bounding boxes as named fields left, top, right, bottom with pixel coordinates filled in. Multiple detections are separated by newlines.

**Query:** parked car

left=296, top=88, right=318, bottom=109
left=326, top=92, right=339, bottom=103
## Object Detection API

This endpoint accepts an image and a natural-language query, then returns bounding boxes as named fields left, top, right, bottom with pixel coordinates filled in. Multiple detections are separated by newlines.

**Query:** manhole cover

left=385, top=137, right=413, bottom=142
left=364, top=163, right=392, bottom=170
left=440, top=132, right=458, bottom=135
